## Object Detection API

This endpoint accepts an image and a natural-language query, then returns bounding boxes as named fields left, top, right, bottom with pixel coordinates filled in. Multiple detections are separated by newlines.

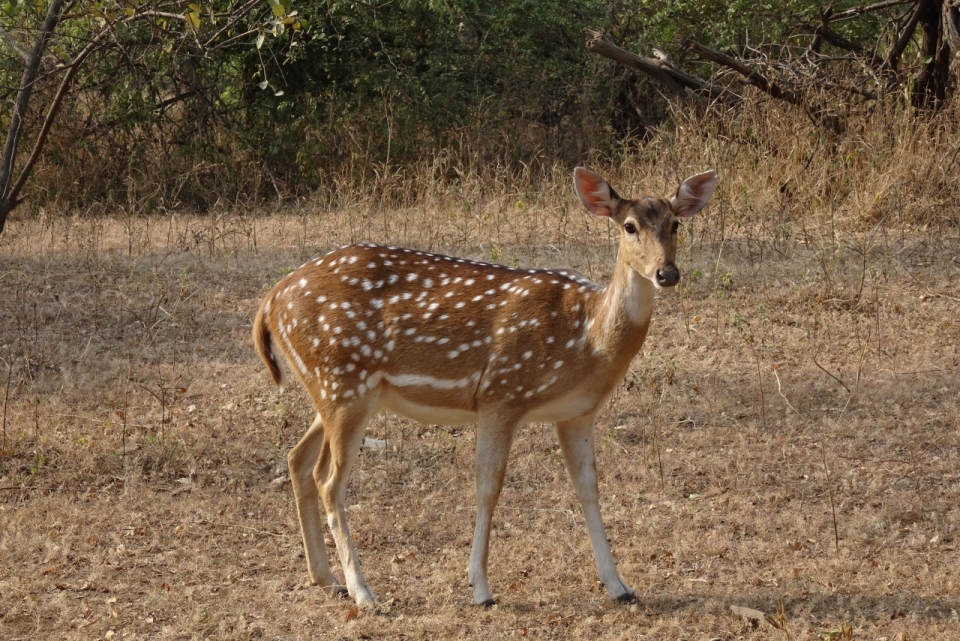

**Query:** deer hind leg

left=315, top=402, right=378, bottom=607
left=287, top=413, right=344, bottom=594
left=468, top=413, right=520, bottom=606
left=556, top=415, right=635, bottom=602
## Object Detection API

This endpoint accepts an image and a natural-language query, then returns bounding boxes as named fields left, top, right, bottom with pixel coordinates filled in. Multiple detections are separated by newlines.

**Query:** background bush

left=0, top=0, right=930, bottom=213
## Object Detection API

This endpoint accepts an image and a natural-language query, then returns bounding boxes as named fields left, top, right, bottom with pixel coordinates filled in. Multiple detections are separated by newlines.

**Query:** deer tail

left=252, top=301, right=285, bottom=390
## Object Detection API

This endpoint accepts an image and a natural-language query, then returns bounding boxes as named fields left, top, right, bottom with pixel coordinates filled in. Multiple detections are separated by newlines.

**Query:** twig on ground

left=197, top=520, right=283, bottom=537
left=813, top=352, right=851, bottom=394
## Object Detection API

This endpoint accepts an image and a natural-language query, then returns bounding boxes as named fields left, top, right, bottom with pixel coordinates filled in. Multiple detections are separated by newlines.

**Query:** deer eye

left=623, top=222, right=637, bottom=235
left=670, top=220, right=680, bottom=234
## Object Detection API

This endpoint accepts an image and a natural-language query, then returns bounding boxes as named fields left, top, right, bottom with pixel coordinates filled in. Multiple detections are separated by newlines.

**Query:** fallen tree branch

left=686, top=40, right=804, bottom=106
left=584, top=28, right=686, bottom=97
left=584, top=28, right=738, bottom=104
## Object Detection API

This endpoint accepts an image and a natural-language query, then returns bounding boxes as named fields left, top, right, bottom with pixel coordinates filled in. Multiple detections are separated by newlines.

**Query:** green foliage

left=0, top=0, right=931, bottom=211
left=236, top=0, right=615, bottom=185
left=606, top=0, right=890, bottom=55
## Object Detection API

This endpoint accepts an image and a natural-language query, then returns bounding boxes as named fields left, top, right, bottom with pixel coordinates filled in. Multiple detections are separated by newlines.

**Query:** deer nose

left=655, top=264, right=680, bottom=288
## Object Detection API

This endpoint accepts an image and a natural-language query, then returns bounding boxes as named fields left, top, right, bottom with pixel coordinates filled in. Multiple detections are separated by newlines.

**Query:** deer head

left=573, top=167, right=718, bottom=288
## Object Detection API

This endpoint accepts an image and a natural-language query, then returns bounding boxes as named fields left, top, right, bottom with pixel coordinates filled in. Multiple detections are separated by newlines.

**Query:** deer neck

left=587, top=251, right=655, bottom=357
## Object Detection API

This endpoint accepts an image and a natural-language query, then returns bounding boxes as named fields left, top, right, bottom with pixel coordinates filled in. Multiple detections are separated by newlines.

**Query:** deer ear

left=574, top=167, right=620, bottom=218
left=669, top=170, right=718, bottom=218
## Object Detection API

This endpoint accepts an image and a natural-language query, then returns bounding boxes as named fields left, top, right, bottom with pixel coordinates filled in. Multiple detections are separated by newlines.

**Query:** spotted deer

left=253, top=167, right=718, bottom=607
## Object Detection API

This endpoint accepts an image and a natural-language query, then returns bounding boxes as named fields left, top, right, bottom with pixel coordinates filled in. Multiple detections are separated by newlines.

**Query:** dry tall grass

left=1, top=99, right=959, bottom=639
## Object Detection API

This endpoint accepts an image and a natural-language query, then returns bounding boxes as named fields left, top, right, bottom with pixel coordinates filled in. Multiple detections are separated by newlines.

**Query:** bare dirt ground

left=1, top=200, right=958, bottom=640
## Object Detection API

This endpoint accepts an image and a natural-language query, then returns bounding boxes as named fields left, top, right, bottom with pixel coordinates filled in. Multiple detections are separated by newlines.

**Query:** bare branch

left=206, top=29, right=260, bottom=53
left=812, top=13, right=886, bottom=68
left=203, top=0, right=263, bottom=49
left=0, top=25, right=30, bottom=63
left=156, top=89, right=198, bottom=112
left=827, top=0, right=916, bottom=22
left=885, top=0, right=925, bottom=71
left=135, top=10, right=189, bottom=22
left=6, top=25, right=114, bottom=219
left=347, top=0, right=394, bottom=9
left=820, top=80, right=879, bottom=100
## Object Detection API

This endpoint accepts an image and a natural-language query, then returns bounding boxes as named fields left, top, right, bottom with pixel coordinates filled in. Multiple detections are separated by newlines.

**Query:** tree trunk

left=913, top=0, right=952, bottom=108
left=944, top=0, right=960, bottom=49
left=0, top=0, right=69, bottom=233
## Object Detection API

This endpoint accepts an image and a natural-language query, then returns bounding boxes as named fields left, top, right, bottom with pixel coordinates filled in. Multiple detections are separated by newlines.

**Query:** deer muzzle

left=655, top=263, right=680, bottom=288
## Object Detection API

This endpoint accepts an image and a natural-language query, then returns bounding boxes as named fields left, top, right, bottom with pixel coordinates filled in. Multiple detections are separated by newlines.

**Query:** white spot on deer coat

left=384, top=373, right=471, bottom=389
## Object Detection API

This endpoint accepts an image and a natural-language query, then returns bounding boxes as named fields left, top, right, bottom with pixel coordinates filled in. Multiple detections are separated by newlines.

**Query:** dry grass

left=2, top=108, right=960, bottom=639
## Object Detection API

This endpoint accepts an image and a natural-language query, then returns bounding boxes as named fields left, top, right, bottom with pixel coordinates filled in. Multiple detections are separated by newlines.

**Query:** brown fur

left=252, top=297, right=282, bottom=387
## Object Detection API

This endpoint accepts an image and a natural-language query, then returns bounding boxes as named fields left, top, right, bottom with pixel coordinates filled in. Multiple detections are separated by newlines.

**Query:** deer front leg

left=287, top=414, right=345, bottom=595
left=468, top=416, right=518, bottom=606
left=556, top=415, right=635, bottom=602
